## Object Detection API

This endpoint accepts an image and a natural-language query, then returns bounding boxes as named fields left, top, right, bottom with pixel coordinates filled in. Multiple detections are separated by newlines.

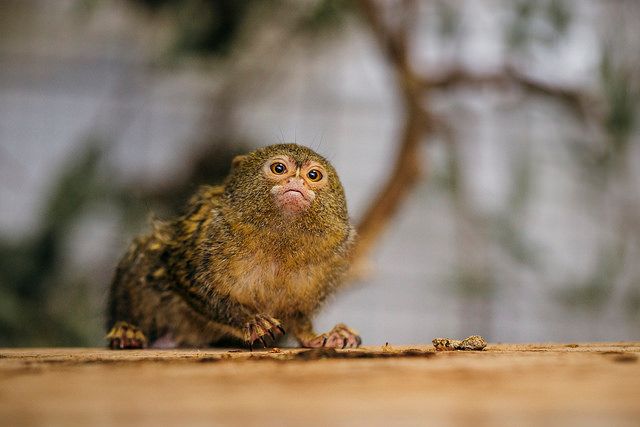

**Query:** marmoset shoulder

left=106, top=143, right=360, bottom=349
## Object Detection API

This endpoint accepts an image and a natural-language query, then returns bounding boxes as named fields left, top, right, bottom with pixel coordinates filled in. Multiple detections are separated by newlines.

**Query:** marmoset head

left=224, top=144, right=349, bottom=229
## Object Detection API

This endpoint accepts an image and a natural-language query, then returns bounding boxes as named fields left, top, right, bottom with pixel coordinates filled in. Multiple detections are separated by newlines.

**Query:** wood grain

left=1, top=343, right=638, bottom=427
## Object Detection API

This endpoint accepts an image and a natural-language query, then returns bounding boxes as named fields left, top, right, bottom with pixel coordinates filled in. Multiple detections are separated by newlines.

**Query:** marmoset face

left=225, top=144, right=348, bottom=227
left=262, top=155, right=329, bottom=215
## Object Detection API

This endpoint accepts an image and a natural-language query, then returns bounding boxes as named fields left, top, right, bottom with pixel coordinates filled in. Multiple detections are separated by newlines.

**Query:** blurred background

left=1, top=0, right=639, bottom=347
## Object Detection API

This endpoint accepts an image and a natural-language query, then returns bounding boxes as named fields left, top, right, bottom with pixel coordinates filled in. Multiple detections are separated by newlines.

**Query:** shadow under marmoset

left=106, top=144, right=361, bottom=350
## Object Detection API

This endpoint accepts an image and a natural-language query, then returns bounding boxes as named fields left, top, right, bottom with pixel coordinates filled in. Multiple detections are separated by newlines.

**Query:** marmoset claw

left=244, top=314, right=285, bottom=350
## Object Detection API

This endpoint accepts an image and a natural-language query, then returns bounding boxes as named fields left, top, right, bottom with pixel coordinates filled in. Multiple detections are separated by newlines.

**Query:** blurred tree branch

left=352, top=0, right=429, bottom=269
left=351, top=0, right=610, bottom=275
left=423, top=66, right=603, bottom=123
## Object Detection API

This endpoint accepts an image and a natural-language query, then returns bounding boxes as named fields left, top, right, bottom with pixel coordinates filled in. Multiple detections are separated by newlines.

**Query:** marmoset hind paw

left=303, top=323, right=361, bottom=349
left=106, top=321, right=147, bottom=349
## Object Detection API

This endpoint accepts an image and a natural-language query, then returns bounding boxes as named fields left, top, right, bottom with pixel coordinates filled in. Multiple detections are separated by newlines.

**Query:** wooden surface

left=1, top=343, right=639, bottom=427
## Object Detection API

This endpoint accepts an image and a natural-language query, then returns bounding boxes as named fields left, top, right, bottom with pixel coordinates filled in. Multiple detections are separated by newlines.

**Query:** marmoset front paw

left=243, top=314, right=286, bottom=350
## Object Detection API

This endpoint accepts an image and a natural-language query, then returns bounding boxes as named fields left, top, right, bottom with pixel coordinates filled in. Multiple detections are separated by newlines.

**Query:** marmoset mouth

left=276, top=187, right=313, bottom=214
left=284, top=189, right=305, bottom=198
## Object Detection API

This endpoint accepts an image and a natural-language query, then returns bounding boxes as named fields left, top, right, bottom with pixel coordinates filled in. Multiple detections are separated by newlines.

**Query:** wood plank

left=1, top=343, right=639, bottom=427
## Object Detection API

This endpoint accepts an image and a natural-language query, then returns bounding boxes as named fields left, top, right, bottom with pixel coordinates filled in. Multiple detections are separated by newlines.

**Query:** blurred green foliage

left=0, top=143, right=104, bottom=345
left=507, top=0, right=571, bottom=51
left=435, top=1, right=460, bottom=39
left=130, top=0, right=353, bottom=57
left=558, top=244, right=625, bottom=310
left=601, top=52, right=638, bottom=152
left=135, top=0, right=259, bottom=55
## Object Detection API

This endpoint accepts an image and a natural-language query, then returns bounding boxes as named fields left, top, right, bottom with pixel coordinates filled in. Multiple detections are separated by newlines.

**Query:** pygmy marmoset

left=106, top=143, right=361, bottom=350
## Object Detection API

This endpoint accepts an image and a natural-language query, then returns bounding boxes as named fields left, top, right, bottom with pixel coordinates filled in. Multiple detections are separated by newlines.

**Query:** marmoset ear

left=231, top=155, right=247, bottom=170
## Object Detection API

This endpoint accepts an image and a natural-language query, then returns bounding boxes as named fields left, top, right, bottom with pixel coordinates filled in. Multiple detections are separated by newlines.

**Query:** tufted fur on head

left=222, top=144, right=349, bottom=237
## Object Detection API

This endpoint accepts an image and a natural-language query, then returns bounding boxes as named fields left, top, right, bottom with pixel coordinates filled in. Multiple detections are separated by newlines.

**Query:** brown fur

left=107, top=144, right=356, bottom=347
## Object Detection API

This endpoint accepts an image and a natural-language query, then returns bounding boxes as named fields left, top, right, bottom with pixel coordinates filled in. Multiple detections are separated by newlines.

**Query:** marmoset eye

left=307, top=169, right=322, bottom=182
left=270, top=162, right=287, bottom=174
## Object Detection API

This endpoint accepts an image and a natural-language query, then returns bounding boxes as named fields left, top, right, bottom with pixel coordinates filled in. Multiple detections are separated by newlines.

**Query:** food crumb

left=432, top=338, right=461, bottom=351
left=459, top=335, right=487, bottom=350
left=432, top=335, right=487, bottom=351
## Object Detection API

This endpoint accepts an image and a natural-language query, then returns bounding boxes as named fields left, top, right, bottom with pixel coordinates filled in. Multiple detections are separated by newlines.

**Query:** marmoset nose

left=286, top=177, right=305, bottom=187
